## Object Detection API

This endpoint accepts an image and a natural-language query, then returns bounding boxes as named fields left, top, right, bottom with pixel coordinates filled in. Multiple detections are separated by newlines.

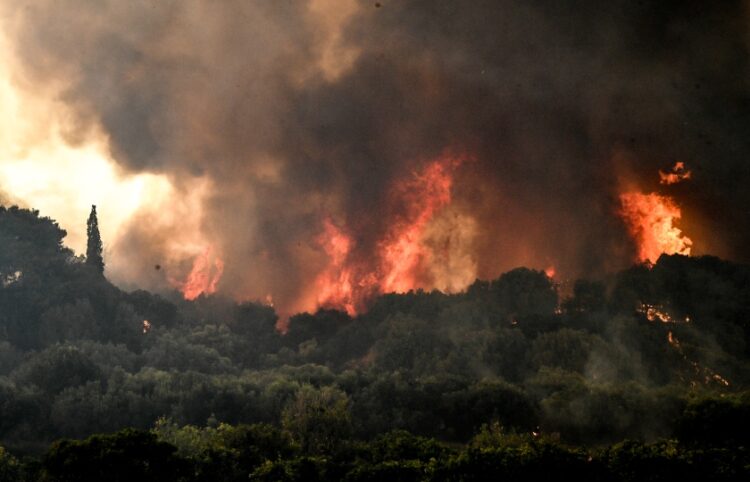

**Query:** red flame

left=313, top=153, right=465, bottom=314
left=173, top=247, right=224, bottom=300
left=659, top=161, right=692, bottom=185
left=314, top=219, right=364, bottom=316
left=619, top=192, right=692, bottom=264
left=379, top=157, right=458, bottom=293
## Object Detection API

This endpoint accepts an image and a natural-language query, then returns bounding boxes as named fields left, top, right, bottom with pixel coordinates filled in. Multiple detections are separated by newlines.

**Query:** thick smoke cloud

left=2, top=1, right=749, bottom=311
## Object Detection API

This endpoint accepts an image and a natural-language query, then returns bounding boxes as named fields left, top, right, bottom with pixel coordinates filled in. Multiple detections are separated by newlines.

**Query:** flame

left=659, top=162, right=692, bottom=185
left=379, top=156, right=460, bottom=293
left=142, top=319, right=152, bottom=334
left=314, top=218, right=366, bottom=316
left=667, top=330, right=731, bottom=387
left=312, top=153, right=470, bottom=315
left=544, top=266, right=556, bottom=278
left=637, top=303, right=690, bottom=324
left=619, top=192, right=692, bottom=264
left=171, top=247, right=224, bottom=300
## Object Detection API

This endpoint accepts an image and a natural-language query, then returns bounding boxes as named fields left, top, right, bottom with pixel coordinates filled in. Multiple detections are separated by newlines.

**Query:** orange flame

left=666, top=329, right=731, bottom=387
left=314, top=218, right=366, bottom=315
left=313, top=153, right=466, bottom=314
left=667, top=330, right=680, bottom=348
left=619, top=192, right=692, bottom=264
left=379, top=156, right=459, bottom=293
left=173, top=247, right=224, bottom=300
left=659, top=161, right=692, bottom=185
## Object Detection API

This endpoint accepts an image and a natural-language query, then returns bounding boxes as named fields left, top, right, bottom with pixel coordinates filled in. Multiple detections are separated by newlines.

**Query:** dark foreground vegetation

left=1, top=205, right=749, bottom=480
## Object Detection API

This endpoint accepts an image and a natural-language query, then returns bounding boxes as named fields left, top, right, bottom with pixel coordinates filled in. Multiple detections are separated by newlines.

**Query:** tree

left=281, top=385, right=351, bottom=454
left=86, top=205, right=104, bottom=274
left=43, top=429, right=184, bottom=482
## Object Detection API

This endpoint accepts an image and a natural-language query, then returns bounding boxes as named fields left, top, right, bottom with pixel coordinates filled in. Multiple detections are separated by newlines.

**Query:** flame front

left=619, top=192, right=692, bottom=264
left=313, top=153, right=471, bottom=314
left=172, top=247, right=225, bottom=300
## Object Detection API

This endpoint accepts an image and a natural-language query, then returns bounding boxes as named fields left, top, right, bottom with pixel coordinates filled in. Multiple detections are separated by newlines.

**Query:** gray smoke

left=3, top=0, right=749, bottom=311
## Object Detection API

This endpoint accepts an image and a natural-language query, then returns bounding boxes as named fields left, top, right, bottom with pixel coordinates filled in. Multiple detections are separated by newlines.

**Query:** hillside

left=0, top=205, right=749, bottom=479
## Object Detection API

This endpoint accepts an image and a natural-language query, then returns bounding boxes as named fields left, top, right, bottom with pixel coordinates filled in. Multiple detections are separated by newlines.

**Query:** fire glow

left=667, top=330, right=731, bottom=387
left=313, top=153, right=470, bottom=314
left=619, top=192, right=692, bottom=264
left=638, top=303, right=690, bottom=324
left=171, top=247, right=225, bottom=300
left=659, top=162, right=692, bottom=185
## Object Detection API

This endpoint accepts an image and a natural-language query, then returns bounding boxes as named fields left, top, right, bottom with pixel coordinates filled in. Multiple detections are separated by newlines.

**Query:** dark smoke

left=3, top=1, right=750, bottom=310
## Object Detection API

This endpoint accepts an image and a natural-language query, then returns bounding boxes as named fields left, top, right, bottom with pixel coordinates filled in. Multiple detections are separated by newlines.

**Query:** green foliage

left=0, top=445, right=22, bottom=480
left=282, top=385, right=352, bottom=454
left=250, top=456, right=329, bottom=482
left=344, top=459, right=426, bottom=482
left=675, top=394, right=750, bottom=446
left=42, top=428, right=184, bottom=482
left=0, top=206, right=73, bottom=275
left=23, top=425, right=750, bottom=482
left=528, top=328, right=603, bottom=373
left=1, top=207, right=750, bottom=467
left=13, top=345, right=101, bottom=395
left=368, top=430, right=449, bottom=463
left=433, top=441, right=594, bottom=482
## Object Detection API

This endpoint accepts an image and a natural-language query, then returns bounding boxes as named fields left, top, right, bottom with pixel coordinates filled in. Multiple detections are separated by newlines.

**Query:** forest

left=0, top=205, right=748, bottom=480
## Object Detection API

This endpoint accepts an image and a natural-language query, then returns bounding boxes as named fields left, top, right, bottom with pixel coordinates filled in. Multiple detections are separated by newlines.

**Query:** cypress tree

left=86, top=205, right=104, bottom=274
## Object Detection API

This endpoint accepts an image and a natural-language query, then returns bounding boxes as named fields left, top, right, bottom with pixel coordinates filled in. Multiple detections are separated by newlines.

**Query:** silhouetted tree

left=86, top=205, right=104, bottom=274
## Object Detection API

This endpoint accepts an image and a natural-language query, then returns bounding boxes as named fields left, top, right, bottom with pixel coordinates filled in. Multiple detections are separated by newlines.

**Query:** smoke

left=1, top=1, right=749, bottom=313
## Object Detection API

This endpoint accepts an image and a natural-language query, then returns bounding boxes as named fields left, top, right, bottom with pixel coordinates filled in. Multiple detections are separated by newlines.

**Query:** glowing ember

left=637, top=303, right=690, bottom=324
left=659, top=162, right=692, bottom=185
left=172, top=247, right=224, bottom=300
left=619, top=192, right=692, bottom=264
left=666, top=330, right=731, bottom=387
left=2, top=270, right=21, bottom=287
left=711, top=373, right=731, bottom=387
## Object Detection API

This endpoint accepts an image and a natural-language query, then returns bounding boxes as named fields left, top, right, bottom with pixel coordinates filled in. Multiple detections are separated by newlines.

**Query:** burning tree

left=86, top=205, right=104, bottom=274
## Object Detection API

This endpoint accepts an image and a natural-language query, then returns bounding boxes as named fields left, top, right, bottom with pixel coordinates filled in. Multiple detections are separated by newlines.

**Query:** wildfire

left=666, top=330, right=731, bottom=387
left=379, top=156, right=460, bottom=293
left=172, top=247, right=224, bottom=300
left=638, top=303, right=690, bottom=324
left=659, top=162, right=692, bottom=185
left=313, top=153, right=469, bottom=314
left=619, top=192, right=692, bottom=264
left=314, top=219, right=366, bottom=316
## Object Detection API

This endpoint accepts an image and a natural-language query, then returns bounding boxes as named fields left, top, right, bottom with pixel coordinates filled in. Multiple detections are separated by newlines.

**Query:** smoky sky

left=3, top=1, right=750, bottom=311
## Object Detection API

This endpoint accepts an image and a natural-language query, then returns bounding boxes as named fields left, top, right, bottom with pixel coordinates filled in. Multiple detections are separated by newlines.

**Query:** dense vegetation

left=0, top=205, right=749, bottom=480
